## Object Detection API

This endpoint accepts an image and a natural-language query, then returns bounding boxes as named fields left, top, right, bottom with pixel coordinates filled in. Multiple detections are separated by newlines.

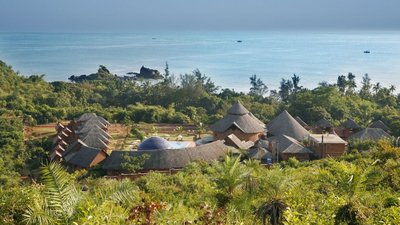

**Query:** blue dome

left=138, top=136, right=171, bottom=151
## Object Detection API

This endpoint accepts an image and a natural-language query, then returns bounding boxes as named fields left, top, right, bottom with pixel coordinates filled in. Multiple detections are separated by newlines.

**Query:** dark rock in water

left=126, top=72, right=135, bottom=75
left=364, top=50, right=370, bottom=54
left=135, top=66, right=163, bottom=79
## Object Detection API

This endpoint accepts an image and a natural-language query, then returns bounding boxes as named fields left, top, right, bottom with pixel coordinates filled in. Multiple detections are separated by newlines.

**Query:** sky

left=0, top=0, right=399, bottom=32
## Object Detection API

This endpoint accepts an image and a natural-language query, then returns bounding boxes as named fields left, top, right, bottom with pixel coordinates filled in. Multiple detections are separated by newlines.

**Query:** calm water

left=1, top=31, right=400, bottom=92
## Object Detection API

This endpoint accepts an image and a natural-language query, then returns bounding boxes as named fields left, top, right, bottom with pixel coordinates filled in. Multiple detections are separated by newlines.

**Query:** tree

left=346, top=73, right=357, bottom=95
left=193, top=69, right=219, bottom=94
left=249, top=75, right=268, bottom=97
left=291, top=74, right=302, bottom=93
left=373, top=82, right=381, bottom=94
left=334, top=161, right=377, bottom=225
left=121, top=153, right=150, bottom=173
left=255, top=170, right=290, bottom=225
left=164, top=61, right=170, bottom=78
left=359, top=74, right=372, bottom=99
left=214, top=155, right=248, bottom=198
left=278, top=78, right=293, bottom=102
left=337, top=75, right=347, bottom=95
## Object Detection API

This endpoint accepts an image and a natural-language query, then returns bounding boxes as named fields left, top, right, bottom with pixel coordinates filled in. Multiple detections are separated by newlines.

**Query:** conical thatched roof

left=341, top=118, right=360, bottom=130
left=349, top=128, right=391, bottom=141
left=315, top=118, right=333, bottom=129
left=267, top=110, right=309, bottom=141
left=369, top=120, right=390, bottom=132
left=227, top=101, right=250, bottom=115
left=210, top=101, right=265, bottom=133
left=295, top=116, right=308, bottom=127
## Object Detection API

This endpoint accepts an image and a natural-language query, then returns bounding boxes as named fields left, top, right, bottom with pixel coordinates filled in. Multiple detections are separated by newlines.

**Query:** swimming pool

left=169, top=141, right=192, bottom=149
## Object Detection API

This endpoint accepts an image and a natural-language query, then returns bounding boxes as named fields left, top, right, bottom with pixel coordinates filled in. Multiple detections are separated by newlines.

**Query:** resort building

left=349, top=128, right=391, bottom=141
left=336, top=118, right=361, bottom=140
left=210, top=101, right=265, bottom=143
left=308, top=134, right=347, bottom=159
left=63, top=140, right=107, bottom=169
left=247, top=146, right=273, bottom=164
left=267, top=134, right=313, bottom=161
left=266, top=110, right=309, bottom=141
left=369, top=120, right=391, bottom=133
left=102, top=140, right=228, bottom=174
left=314, top=118, right=333, bottom=134
left=224, top=134, right=254, bottom=150
left=50, top=113, right=111, bottom=168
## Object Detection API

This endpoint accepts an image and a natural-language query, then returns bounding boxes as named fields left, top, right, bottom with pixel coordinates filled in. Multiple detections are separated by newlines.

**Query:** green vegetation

left=1, top=142, right=400, bottom=224
left=2, top=60, right=400, bottom=224
left=1, top=61, right=400, bottom=135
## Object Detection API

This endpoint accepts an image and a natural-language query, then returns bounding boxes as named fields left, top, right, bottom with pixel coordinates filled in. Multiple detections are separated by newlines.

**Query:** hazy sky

left=1, top=0, right=399, bottom=32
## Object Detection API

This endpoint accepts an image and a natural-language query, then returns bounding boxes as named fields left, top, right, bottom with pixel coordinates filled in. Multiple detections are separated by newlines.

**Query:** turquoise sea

left=0, top=31, right=400, bottom=92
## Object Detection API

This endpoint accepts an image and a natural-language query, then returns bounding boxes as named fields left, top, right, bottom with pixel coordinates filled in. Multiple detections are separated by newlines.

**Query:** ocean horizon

left=1, top=30, right=400, bottom=92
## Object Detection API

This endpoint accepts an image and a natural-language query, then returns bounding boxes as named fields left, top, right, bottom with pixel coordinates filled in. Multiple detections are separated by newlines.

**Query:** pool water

left=169, top=141, right=192, bottom=149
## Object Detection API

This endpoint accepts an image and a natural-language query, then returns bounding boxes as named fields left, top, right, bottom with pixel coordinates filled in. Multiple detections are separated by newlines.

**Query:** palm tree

left=23, top=163, right=140, bottom=224
left=214, top=155, right=249, bottom=197
left=23, top=163, right=79, bottom=224
left=254, top=170, right=291, bottom=225
left=334, top=161, right=377, bottom=225
left=195, top=122, right=207, bottom=139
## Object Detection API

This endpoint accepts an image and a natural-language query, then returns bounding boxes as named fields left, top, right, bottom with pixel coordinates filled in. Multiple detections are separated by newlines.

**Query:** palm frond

left=23, top=196, right=57, bottom=225
left=40, top=162, right=79, bottom=221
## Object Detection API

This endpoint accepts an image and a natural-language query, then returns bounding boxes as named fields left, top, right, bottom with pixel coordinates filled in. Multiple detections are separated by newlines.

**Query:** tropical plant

left=23, top=163, right=79, bottom=224
left=214, top=155, right=249, bottom=201
left=121, top=153, right=150, bottom=173
left=255, top=170, right=292, bottom=225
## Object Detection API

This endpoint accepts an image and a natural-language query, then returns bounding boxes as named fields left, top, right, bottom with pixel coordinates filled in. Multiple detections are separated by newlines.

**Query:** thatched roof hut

left=210, top=101, right=265, bottom=134
left=267, top=110, right=309, bottom=141
left=349, top=128, right=391, bottom=141
left=103, top=140, right=228, bottom=171
left=340, top=118, right=360, bottom=130
left=315, top=118, right=333, bottom=129
left=369, top=120, right=390, bottom=133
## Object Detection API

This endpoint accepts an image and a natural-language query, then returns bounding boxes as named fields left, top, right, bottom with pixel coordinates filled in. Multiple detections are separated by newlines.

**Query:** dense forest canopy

left=1, top=60, right=399, bottom=134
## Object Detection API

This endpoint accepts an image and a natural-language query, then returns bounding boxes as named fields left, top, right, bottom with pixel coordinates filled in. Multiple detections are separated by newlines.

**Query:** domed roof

left=138, top=137, right=171, bottom=151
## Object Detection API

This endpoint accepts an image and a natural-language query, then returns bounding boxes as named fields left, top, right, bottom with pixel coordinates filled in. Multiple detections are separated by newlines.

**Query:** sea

left=1, top=30, right=400, bottom=92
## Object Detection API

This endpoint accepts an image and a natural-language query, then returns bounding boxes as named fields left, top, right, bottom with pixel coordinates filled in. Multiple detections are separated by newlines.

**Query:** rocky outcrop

left=132, top=66, right=163, bottom=79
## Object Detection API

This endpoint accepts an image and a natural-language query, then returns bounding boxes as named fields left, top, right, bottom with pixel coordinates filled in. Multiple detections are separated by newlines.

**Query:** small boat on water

left=364, top=50, right=370, bottom=54
left=237, top=40, right=242, bottom=43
